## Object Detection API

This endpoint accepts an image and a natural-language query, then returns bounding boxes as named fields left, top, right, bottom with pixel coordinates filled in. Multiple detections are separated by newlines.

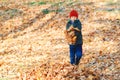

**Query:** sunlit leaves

left=0, top=0, right=120, bottom=80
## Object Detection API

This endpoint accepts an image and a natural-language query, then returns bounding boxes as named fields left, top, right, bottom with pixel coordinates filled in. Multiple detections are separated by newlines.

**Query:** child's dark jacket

left=66, top=19, right=83, bottom=45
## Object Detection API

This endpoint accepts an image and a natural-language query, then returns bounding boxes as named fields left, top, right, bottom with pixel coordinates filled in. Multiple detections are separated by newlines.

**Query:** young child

left=66, top=10, right=83, bottom=65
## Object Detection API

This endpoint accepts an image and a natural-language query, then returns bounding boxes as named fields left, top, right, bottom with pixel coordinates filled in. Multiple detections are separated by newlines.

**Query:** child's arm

left=74, top=27, right=81, bottom=32
left=66, top=21, right=72, bottom=31
left=74, top=20, right=82, bottom=32
left=67, top=26, right=74, bottom=32
left=67, top=27, right=80, bottom=32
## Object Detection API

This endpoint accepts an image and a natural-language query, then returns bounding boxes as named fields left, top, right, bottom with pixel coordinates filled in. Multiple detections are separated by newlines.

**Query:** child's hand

left=74, top=28, right=80, bottom=32
left=68, top=26, right=74, bottom=31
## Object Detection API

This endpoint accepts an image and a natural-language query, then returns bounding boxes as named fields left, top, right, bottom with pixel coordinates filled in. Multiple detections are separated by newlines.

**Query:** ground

left=0, top=0, right=120, bottom=80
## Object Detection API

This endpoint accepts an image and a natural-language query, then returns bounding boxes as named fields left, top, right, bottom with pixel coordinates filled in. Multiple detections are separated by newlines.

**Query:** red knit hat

left=69, top=10, right=78, bottom=18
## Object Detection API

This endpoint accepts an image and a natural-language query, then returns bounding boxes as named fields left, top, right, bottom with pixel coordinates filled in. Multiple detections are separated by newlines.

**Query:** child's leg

left=75, top=44, right=82, bottom=65
left=69, top=45, right=75, bottom=64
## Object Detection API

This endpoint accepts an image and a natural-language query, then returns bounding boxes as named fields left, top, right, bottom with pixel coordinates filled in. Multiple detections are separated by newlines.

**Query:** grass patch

left=52, top=9, right=63, bottom=13
left=3, top=9, right=22, bottom=17
left=0, top=9, right=22, bottom=21
left=41, top=1, right=65, bottom=14
left=27, top=1, right=47, bottom=6
left=0, top=0, right=8, bottom=2
left=7, top=9, right=22, bottom=17
left=0, top=78, right=8, bottom=80
left=95, top=7, right=120, bottom=12
left=42, top=8, right=63, bottom=14
left=38, top=1, right=46, bottom=5
left=42, top=9, right=50, bottom=14
left=107, top=2, right=120, bottom=6
left=105, top=0, right=120, bottom=6
left=28, top=2, right=36, bottom=6
left=52, top=1, right=64, bottom=6
left=67, top=2, right=74, bottom=6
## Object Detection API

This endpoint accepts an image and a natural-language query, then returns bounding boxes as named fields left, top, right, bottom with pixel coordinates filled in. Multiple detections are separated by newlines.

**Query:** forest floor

left=0, top=0, right=120, bottom=80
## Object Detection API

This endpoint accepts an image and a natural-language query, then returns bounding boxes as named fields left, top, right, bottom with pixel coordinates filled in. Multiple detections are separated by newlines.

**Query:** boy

left=66, top=10, right=83, bottom=65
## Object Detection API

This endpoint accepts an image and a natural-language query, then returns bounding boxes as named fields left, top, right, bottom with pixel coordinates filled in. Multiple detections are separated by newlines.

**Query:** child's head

left=69, top=10, right=78, bottom=21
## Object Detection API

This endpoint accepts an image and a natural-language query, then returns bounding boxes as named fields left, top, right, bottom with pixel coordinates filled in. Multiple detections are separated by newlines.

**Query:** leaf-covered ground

left=0, top=0, right=120, bottom=80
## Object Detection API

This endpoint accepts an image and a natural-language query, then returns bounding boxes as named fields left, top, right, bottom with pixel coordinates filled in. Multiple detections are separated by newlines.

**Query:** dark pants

left=69, top=44, right=82, bottom=65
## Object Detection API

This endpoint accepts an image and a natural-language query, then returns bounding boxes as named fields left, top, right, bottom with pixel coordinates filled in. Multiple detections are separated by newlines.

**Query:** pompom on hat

left=69, top=10, right=78, bottom=18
